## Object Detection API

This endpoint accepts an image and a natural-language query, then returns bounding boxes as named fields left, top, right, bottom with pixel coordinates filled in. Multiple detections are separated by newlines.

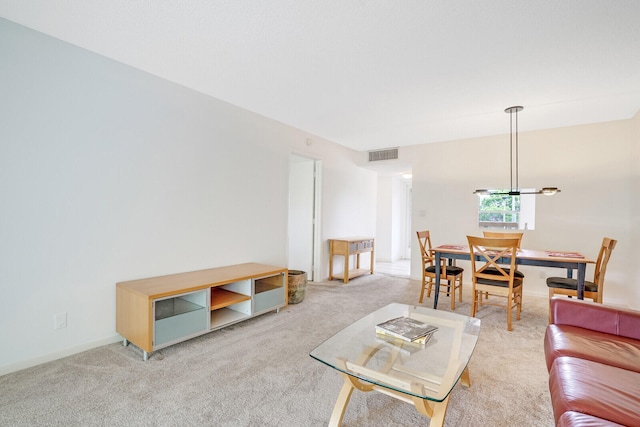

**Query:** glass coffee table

left=310, top=303, right=481, bottom=427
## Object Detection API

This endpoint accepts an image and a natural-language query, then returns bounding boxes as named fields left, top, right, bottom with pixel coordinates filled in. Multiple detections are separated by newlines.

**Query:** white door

left=288, top=155, right=319, bottom=281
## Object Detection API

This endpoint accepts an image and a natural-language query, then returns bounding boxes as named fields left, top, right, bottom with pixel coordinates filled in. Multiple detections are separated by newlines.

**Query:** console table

left=116, top=262, right=287, bottom=360
left=329, top=237, right=374, bottom=283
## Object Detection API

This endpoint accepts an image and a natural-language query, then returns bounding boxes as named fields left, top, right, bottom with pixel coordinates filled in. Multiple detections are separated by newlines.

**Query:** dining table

left=431, top=244, right=595, bottom=310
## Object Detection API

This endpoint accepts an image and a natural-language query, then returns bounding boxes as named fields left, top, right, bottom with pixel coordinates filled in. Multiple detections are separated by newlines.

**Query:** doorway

left=288, top=154, right=321, bottom=281
left=375, top=173, right=412, bottom=277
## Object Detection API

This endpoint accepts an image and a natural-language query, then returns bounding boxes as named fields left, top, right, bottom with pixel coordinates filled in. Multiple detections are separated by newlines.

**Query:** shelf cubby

left=210, top=307, right=251, bottom=329
left=254, top=273, right=286, bottom=314
left=210, top=288, right=251, bottom=310
left=255, top=274, right=284, bottom=294
left=154, top=291, right=208, bottom=347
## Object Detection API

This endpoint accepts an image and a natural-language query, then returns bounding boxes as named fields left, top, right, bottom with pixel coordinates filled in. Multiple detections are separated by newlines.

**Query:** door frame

left=311, top=160, right=322, bottom=282
left=288, top=154, right=322, bottom=282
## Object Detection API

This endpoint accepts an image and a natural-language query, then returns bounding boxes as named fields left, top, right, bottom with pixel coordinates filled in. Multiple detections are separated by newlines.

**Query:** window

left=477, top=190, right=536, bottom=230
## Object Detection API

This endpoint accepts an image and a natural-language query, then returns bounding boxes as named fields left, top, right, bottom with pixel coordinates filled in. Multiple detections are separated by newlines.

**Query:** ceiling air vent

left=368, top=148, right=398, bottom=162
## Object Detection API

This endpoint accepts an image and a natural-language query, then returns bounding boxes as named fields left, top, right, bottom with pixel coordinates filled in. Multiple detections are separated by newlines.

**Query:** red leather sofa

left=544, top=298, right=640, bottom=426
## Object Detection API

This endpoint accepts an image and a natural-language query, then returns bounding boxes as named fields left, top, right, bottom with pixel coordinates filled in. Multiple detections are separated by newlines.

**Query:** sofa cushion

left=558, top=411, right=624, bottom=427
left=550, top=298, right=640, bottom=340
left=544, top=324, right=640, bottom=372
left=549, top=357, right=640, bottom=426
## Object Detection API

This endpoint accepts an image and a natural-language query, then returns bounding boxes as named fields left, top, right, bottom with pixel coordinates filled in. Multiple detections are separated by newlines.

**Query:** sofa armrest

left=550, top=298, right=640, bottom=340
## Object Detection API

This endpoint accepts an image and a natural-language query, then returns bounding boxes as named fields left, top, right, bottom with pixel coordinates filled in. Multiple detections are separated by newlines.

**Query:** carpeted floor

left=0, top=273, right=554, bottom=426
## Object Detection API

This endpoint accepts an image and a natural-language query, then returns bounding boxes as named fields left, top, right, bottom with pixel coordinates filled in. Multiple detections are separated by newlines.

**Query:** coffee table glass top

left=310, top=303, right=481, bottom=402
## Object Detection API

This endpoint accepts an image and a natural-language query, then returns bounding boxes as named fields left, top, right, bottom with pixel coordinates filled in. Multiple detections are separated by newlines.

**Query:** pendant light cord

left=515, top=107, right=519, bottom=191
left=508, top=106, right=520, bottom=193
left=509, top=109, right=514, bottom=191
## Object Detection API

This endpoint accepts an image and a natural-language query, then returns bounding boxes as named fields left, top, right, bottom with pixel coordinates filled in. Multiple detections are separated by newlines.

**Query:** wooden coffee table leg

left=328, top=381, right=354, bottom=427
left=409, top=381, right=452, bottom=427
left=460, top=366, right=471, bottom=387
left=329, top=372, right=375, bottom=427
left=413, top=394, right=451, bottom=427
left=428, top=397, right=450, bottom=427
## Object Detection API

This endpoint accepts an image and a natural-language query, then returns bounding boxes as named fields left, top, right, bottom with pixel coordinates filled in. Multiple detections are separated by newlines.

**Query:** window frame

left=477, top=189, right=536, bottom=230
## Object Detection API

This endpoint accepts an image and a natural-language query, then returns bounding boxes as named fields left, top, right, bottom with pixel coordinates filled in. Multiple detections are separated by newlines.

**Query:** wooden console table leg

left=343, top=253, right=349, bottom=284
left=329, top=248, right=334, bottom=280
left=370, top=245, right=374, bottom=274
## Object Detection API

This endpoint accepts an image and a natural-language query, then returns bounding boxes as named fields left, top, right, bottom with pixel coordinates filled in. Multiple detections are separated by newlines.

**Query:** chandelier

left=473, top=106, right=560, bottom=196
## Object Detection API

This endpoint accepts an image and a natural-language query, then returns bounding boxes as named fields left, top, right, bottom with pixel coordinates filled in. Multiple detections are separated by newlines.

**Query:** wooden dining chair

left=547, top=237, right=617, bottom=304
left=481, top=231, right=525, bottom=301
left=416, top=230, right=464, bottom=310
left=468, top=236, right=523, bottom=331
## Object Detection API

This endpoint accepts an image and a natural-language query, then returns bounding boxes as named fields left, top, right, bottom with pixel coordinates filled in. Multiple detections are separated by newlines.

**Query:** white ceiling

left=1, top=1, right=639, bottom=152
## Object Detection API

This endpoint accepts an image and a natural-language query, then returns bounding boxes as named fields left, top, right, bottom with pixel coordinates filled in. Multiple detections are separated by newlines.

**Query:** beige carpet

left=0, top=274, right=554, bottom=426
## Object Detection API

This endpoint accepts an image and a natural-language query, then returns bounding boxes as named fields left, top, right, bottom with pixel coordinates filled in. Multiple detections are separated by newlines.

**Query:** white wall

left=410, top=116, right=639, bottom=307
left=0, top=19, right=377, bottom=373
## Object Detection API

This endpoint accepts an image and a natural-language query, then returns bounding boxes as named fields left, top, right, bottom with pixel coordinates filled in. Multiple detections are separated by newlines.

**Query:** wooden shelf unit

left=116, top=262, right=288, bottom=360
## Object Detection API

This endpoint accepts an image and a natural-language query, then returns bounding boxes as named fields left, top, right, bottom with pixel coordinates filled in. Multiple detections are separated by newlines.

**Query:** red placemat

left=436, top=245, right=466, bottom=250
left=546, top=251, right=584, bottom=258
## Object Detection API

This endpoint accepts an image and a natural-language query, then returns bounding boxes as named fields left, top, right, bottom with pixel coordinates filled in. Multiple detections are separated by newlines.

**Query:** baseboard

left=0, top=335, right=122, bottom=377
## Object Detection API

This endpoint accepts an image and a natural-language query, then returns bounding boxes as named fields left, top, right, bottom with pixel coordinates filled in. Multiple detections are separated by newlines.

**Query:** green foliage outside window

left=478, top=193, right=520, bottom=223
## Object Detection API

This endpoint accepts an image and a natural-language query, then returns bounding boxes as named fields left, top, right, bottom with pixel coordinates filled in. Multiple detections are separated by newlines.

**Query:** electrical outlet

left=54, top=312, right=67, bottom=329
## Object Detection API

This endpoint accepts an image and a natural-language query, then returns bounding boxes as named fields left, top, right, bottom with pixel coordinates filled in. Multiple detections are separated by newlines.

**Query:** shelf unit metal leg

left=122, top=338, right=128, bottom=347
left=143, top=351, right=149, bottom=361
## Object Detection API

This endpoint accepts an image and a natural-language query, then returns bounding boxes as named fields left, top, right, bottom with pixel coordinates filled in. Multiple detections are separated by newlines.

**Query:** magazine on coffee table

left=375, top=316, right=438, bottom=342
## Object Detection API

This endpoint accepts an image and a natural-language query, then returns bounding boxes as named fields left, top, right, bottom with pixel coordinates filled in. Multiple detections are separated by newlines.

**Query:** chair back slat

left=416, top=230, right=452, bottom=277
left=416, top=230, right=433, bottom=262
left=482, top=231, right=524, bottom=248
left=467, top=236, right=521, bottom=284
left=593, top=237, right=617, bottom=295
